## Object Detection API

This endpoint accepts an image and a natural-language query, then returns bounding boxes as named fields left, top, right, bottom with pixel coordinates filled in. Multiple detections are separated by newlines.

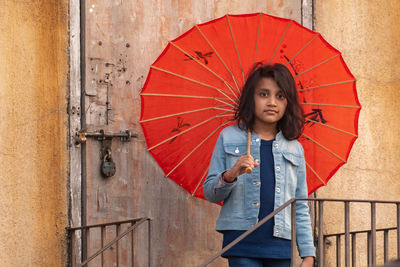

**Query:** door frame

left=68, top=0, right=83, bottom=264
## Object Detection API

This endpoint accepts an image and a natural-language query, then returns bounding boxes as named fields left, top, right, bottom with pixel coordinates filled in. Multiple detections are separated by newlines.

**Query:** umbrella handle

left=245, top=130, right=252, bottom=174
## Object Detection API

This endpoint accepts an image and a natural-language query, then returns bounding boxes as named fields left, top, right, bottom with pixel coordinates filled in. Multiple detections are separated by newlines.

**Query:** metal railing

left=67, top=217, right=151, bottom=267
left=324, top=226, right=397, bottom=267
left=319, top=199, right=400, bottom=267
left=199, top=198, right=400, bottom=267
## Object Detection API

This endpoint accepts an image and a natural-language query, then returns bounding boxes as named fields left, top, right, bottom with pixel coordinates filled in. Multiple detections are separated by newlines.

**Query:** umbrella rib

left=141, top=93, right=234, bottom=105
left=168, top=41, right=238, bottom=100
left=141, top=93, right=237, bottom=109
left=305, top=161, right=327, bottom=185
left=302, top=133, right=346, bottom=163
left=226, top=14, right=245, bottom=85
left=151, top=65, right=236, bottom=103
left=268, top=20, right=293, bottom=64
left=195, top=25, right=241, bottom=97
left=299, top=80, right=356, bottom=92
left=216, top=113, right=235, bottom=118
left=285, top=33, right=320, bottom=67
left=147, top=111, right=231, bottom=151
left=166, top=121, right=232, bottom=177
left=301, top=102, right=361, bottom=109
left=253, top=13, right=262, bottom=66
left=304, top=118, right=358, bottom=137
left=139, top=105, right=231, bottom=123
left=214, top=99, right=236, bottom=108
left=296, top=54, right=340, bottom=78
left=192, top=168, right=209, bottom=196
left=214, top=107, right=234, bottom=112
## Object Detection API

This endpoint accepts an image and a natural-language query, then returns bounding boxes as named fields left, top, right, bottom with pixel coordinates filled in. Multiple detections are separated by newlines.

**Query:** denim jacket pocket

left=223, top=144, right=247, bottom=168
left=282, top=152, right=301, bottom=195
left=282, top=152, right=301, bottom=166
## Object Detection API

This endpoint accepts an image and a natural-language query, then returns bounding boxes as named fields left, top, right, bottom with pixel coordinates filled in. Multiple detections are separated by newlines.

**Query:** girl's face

left=253, top=77, right=288, bottom=128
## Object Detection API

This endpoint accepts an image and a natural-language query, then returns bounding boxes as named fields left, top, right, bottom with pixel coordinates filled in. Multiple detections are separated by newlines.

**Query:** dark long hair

left=235, top=63, right=304, bottom=140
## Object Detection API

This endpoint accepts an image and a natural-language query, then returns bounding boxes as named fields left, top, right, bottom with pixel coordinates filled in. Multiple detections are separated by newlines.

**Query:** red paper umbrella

left=140, top=13, right=361, bottom=199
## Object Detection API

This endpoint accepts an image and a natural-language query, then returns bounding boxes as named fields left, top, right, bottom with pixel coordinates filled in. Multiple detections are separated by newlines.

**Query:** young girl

left=203, top=63, right=315, bottom=267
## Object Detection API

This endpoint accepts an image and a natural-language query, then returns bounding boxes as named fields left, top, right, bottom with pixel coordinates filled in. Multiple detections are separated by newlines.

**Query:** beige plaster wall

left=314, top=1, right=400, bottom=266
left=0, top=1, right=69, bottom=266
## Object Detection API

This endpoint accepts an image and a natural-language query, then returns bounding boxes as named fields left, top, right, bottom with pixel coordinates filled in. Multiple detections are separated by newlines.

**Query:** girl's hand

left=300, top=256, right=314, bottom=267
left=223, top=155, right=259, bottom=182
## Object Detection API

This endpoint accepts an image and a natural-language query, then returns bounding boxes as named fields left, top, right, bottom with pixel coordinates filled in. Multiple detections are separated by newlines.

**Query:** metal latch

left=74, top=129, right=138, bottom=178
left=74, top=129, right=137, bottom=147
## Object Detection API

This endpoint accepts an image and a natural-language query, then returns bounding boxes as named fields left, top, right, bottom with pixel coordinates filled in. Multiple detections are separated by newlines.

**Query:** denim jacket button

left=235, top=147, right=239, bottom=153
left=275, top=143, right=279, bottom=148
left=255, top=138, right=260, bottom=142
left=276, top=187, right=280, bottom=193
left=253, top=203, right=259, bottom=207
left=276, top=166, right=280, bottom=171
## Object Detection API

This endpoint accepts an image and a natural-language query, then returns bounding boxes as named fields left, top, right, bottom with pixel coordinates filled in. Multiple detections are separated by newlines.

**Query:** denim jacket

left=203, top=125, right=315, bottom=257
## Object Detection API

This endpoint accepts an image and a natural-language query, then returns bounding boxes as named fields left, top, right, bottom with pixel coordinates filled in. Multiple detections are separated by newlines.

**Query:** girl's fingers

left=238, top=156, right=257, bottom=169
left=231, top=155, right=259, bottom=176
left=241, top=155, right=257, bottom=166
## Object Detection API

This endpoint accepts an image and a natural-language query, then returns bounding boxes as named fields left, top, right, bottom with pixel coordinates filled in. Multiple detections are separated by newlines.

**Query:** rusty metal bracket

left=74, top=129, right=137, bottom=147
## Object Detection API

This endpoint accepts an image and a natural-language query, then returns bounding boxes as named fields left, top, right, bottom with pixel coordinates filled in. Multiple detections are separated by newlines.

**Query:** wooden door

left=77, top=1, right=307, bottom=266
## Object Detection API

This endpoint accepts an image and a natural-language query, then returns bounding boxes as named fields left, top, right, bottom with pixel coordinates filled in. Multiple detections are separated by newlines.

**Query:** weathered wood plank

left=81, top=1, right=302, bottom=266
left=69, top=0, right=82, bottom=265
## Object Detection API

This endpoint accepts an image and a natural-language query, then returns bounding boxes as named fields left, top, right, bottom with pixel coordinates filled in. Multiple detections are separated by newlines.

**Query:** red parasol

left=140, top=13, right=361, bottom=199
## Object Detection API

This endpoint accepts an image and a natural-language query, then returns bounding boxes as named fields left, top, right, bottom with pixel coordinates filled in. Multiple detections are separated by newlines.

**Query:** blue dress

left=221, top=139, right=291, bottom=259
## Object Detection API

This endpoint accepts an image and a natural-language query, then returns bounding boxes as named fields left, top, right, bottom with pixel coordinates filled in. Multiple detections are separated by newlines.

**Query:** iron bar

left=368, top=232, right=371, bottom=266
left=345, top=201, right=350, bottom=267
left=323, top=236, right=327, bottom=264
left=318, top=201, right=324, bottom=267
left=71, top=232, right=76, bottom=267
left=84, top=228, right=90, bottom=267
left=74, top=129, right=137, bottom=146
left=84, top=129, right=136, bottom=140
left=371, top=202, right=376, bottom=266
left=101, top=226, right=105, bottom=267
left=148, top=219, right=152, bottom=267
left=337, top=235, right=341, bottom=267
left=68, top=218, right=143, bottom=231
left=288, top=198, right=400, bottom=204
left=324, top=227, right=397, bottom=237
left=384, top=230, right=389, bottom=264
left=397, top=203, right=400, bottom=259
left=291, top=202, right=297, bottom=267
left=116, top=224, right=120, bottom=267
left=351, top=233, right=356, bottom=267
left=131, top=222, right=135, bottom=267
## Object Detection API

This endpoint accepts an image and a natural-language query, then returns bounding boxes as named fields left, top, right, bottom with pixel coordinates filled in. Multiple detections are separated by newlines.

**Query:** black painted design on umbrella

left=305, top=109, right=328, bottom=126
left=169, top=117, right=191, bottom=144
left=184, top=51, right=214, bottom=64
left=282, top=54, right=307, bottom=90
